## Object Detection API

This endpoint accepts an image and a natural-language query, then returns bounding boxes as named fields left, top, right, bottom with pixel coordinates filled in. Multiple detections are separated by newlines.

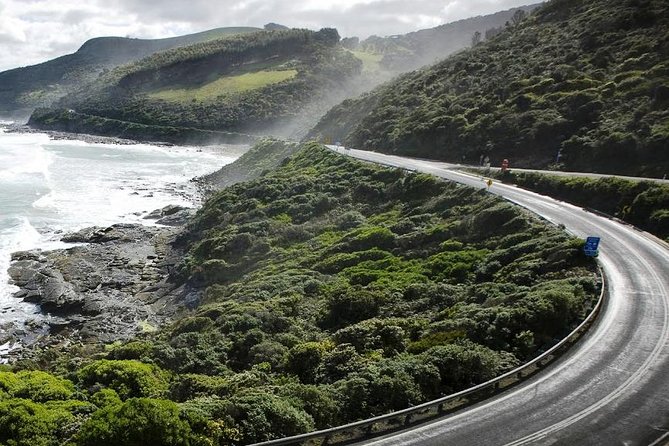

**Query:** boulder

left=144, top=205, right=190, bottom=220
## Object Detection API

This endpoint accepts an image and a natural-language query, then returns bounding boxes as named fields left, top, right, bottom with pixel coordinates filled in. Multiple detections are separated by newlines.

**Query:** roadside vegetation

left=3, top=142, right=598, bottom=445
left=495, top=171, right=669, bottom=241
left=199, top=138, right=300, bottom=190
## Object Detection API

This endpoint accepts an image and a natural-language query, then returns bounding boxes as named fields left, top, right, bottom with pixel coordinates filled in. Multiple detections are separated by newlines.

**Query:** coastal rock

left=144, top=205, right=190, bottom=220
left=9, top=261, right=85, bottom=314
left=61, top=226, right=117, bottom=243
left=156, top=208, right=196, bottom=226
left=7, top=223, right=194, bottom=349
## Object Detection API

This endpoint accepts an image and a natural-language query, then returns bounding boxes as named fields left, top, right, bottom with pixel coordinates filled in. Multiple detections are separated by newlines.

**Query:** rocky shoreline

left=0, top=127, right=249, bottom=362
left=2, top=219, right=200, bottom=362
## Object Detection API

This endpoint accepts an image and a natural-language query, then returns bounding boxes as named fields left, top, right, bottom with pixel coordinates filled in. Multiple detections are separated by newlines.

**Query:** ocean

left=0, top=126, right=241, bottom=353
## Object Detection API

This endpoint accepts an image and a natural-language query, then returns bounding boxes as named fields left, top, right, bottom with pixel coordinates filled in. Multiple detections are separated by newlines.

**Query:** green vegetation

left=28, top=108, right=255, bottom=145
left=356, top=5, right=539, bottom=72
left=149, top=70, right=299, bottom=103
left=309, top=0, right=669, bottom=177
left=30, top=28, right=361, bottom=138
left=2, top=142, right=597, bottom=444
left=495, top=172, right=669, bottom=241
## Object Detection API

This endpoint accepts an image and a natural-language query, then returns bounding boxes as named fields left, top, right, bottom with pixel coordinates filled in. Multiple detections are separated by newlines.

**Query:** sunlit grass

left=149, top=69, right=298, bottom=102
left=348, top=50, right=383, bottom=73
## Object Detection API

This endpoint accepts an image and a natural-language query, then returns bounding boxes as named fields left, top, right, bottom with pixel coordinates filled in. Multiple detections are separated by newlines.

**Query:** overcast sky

left=0, top=0, right=533, bottom=72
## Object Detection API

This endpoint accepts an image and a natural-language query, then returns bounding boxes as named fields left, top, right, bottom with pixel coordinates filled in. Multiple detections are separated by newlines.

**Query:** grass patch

left=150, top=69, right=298, bottom=102
left=348, top=50, right=383, bottom=73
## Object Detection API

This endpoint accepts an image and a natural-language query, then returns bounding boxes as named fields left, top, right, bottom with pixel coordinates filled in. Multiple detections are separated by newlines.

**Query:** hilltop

left=0, top=27, right=261, bottom=119
left=309, top=0, right=669, bottom=177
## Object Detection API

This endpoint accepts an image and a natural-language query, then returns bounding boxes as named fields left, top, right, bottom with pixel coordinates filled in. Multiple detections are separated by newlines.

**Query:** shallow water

left=0, top=127, right=241, bottom=352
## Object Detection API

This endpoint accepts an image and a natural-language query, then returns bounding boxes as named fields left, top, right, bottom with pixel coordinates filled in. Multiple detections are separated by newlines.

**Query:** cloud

left=0, top=0, right=534, bottom=72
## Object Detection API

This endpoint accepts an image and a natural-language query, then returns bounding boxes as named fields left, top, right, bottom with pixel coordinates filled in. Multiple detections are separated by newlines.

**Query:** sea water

left=0, top=126, right=242, bottom=353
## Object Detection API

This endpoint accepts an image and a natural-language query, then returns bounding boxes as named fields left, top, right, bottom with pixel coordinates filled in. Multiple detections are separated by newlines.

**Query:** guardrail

left=251, top=267, right=607, bottom=446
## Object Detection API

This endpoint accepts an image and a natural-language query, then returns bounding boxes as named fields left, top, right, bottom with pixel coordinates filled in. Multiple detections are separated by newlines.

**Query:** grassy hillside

left=0, top=27, right=260, bottom=119
left=29, top=28, right=362, bottom=139
left=309, top=0, right=669, bottom=177
left=149, top=69, right=299, bottom=102
left=3, top=142, right=598, bottom=445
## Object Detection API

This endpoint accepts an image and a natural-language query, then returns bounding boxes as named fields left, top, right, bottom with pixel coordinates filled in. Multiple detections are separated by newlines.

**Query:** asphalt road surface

left=329, top=146, right=669, bottom=446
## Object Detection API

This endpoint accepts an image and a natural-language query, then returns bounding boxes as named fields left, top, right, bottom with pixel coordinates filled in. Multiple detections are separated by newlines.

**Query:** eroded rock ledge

left=7, top=223, right=197, bottom=348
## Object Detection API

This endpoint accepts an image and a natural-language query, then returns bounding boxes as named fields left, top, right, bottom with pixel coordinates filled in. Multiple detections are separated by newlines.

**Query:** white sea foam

left=0, top=130, right=246, bottom=334
left=0, top=217, right=42, bottom=317
left=0, top=138, right=53, bottom=184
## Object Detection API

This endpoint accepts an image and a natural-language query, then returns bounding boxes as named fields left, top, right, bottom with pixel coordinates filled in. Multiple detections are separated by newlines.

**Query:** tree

left=341, top=37, right=360, bottom=50
left=511, top=9, right=527, bottom=26
left=471, top=31, right=482, bottom=47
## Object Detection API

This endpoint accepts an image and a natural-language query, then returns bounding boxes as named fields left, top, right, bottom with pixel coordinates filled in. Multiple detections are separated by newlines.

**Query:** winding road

left=329, top=147, right=669, bottom=446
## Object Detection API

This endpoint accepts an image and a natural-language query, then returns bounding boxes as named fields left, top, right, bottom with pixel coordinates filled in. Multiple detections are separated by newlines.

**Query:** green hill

left=309, top=0, right=669, bottom=177
left=0, top=27, right=260, bottom=119
left=29, top=28, right=362, bottom=142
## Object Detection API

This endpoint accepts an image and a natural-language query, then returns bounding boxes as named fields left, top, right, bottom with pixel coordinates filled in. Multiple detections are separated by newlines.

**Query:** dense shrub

left=77, top=398, right=194, bottom=446
left=78, top=360, right=170, bottom=399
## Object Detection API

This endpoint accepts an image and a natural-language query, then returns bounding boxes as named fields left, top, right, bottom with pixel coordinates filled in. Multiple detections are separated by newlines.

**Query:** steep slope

left=309, top=0, right=669, bottom=177
left=29, top=28, right=362, bottom=142
left=0, top=27, right=260, bottom=119
left=199, top=138, right=300, bottom=190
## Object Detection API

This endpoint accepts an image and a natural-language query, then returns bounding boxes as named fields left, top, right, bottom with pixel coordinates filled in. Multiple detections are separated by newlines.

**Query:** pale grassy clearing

left=149, top=69, right=298, bottom=102
left=348, top=50, right=383, bottom=73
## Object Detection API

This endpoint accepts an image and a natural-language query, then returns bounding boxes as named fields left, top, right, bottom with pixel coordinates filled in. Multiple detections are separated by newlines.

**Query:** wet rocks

left=6, top=223, right=193, bottom=348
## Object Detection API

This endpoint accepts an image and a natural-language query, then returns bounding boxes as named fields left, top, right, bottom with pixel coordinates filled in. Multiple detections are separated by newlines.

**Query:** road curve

left=329, top=147, right=669, bottom=446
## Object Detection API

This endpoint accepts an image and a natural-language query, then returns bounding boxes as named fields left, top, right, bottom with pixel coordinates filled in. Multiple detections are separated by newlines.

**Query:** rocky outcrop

left=143, top=205, right=196, bottom=226
left=7, top=224, right=198, bottom=345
